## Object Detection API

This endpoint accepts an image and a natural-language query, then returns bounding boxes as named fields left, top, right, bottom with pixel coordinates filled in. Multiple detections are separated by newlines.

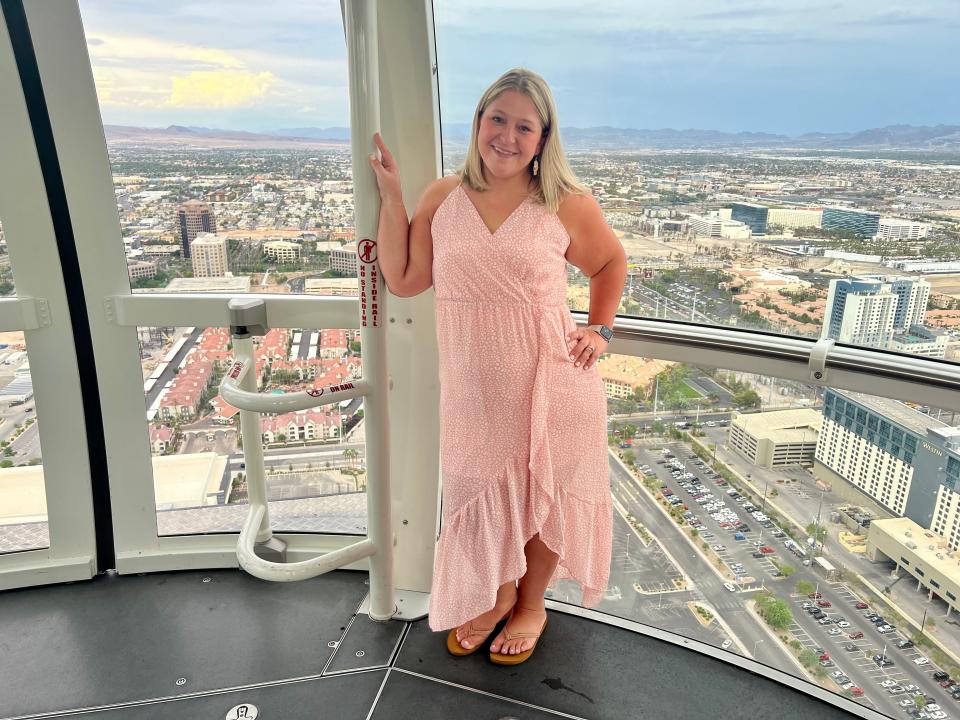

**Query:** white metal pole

left=237, top=336, right=272, bottom=543
left=344, top=0, right=395, bottom=623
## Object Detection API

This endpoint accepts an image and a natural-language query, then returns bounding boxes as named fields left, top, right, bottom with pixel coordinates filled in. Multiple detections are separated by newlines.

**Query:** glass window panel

left=595, top=355, right=960, bottom=709
left=77, top=2, right=355, bottom=297
left=0, top=331, right=48, bottom=553
left=435, top=0, right=960, bottom=370
left=138, top=325, right=363, bottom=536
left=0, top=219, right=15, bottom=297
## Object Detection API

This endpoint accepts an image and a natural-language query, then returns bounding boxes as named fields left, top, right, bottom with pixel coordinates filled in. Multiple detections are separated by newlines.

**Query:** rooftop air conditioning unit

left=937, top=553, right=945, bottom=560
left=906, top=542, right=918, bottom=549
left=929, top=545, right=935, bottom=551
left=906, top=531, right=913, bottom=537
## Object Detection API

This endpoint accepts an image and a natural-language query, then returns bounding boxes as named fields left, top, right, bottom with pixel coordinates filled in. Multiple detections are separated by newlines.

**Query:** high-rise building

left=730, top=202, right=769, bottom=234
left=821, top=275, right=931, bottom=348
left=821, top=277, right=898, bottom=347
left=821, top=207, right=880, bottom=238
left=815, top=389, right=960, bottom=550
left=177, top=200, right=216, bottom=259
left=190, top=233, right=229, bottom=278
left=889, top=277, right=929, bottom=330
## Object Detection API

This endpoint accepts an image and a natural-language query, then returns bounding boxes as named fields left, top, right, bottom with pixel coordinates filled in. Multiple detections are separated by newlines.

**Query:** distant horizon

left=104, top=121, right=959, bottom=140
left=78, top=0, right=959, bottom=135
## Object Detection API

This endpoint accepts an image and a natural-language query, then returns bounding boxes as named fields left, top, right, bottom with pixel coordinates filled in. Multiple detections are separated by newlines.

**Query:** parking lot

left=786, top=580, right=960, bottom=718
left=635, top=439, right=960, bottom=717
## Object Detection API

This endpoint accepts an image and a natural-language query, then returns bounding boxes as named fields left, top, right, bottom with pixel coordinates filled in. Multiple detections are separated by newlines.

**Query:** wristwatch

left=586, top=324, right=613, bottom=342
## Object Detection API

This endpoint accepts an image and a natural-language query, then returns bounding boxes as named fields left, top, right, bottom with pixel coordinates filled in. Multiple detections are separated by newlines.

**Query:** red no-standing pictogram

left=357, top=239, right=377, bottom=264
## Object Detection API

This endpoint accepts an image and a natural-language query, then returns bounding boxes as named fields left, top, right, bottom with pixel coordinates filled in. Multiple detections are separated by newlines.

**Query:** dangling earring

left=532, top=156, right=540, bottom=177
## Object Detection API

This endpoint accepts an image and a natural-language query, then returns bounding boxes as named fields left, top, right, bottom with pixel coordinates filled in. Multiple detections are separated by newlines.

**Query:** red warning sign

left=358, top=238, right=379, bottom=328
left=357, top=239, right=377, bottom=264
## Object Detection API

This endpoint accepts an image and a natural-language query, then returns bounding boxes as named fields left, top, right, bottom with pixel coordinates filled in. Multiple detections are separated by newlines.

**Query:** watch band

left=587, top=324, right=613, bottom=342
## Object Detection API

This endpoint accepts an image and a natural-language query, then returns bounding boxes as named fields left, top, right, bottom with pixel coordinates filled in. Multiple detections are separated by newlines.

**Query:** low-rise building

left=729, top=408, right=821, bottom=468
left=263, top=240, right=302, bottom=263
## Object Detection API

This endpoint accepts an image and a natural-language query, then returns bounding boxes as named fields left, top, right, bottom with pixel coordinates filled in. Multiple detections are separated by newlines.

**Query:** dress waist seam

left=435, top=299, right=567, bottom=308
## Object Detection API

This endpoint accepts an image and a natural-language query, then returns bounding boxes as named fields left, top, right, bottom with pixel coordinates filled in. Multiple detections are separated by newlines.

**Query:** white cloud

left=167, top=70, right=276, bottom=108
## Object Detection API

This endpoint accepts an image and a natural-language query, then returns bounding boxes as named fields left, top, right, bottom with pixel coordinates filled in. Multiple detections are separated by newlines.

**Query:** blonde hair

left=459, top=67, right=587, bottom=213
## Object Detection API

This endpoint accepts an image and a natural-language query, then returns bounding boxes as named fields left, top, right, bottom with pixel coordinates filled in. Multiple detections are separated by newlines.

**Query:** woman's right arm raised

left=368, top=133, right=451, bottom=298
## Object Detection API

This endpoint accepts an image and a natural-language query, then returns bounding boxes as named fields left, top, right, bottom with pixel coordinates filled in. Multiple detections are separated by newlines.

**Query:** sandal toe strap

left=503, top=629, right=543, bottom=639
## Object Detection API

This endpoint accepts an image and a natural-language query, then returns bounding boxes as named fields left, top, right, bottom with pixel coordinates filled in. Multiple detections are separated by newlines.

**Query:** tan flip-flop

left=446, top=606, right=513, bottom=657
left=489, top=611, right=548, bottom=665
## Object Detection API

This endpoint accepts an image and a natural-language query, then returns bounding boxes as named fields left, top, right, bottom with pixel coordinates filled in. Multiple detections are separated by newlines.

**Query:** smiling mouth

left=491, top=145, right=517, bottom=158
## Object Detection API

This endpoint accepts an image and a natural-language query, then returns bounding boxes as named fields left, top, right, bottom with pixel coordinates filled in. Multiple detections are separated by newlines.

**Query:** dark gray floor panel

left=372, top=670, right=568, bottom=720
left=325, top=612, right=408, bottom=674
left=0, top=569, right=368, bottom=719
left=54, top=671, right=387, bottom=720
left=398, top=609, right=862, bottom=720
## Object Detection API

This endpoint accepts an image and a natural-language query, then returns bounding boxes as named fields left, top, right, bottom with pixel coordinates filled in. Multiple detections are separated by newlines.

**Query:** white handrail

left=219, top=334, right=377, bottom=581
left=220, top=356, right=372, bottom=414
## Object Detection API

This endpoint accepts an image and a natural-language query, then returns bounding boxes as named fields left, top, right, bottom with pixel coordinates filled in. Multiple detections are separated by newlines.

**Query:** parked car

left=808, top=592, right=822, bottom=599
left=848, top=631, right=864, bottom=639
left=897, top=639, right=914, bottom=649
left=855, top=601, right=868, bottom=609
left=873, top=654, right=894, bottom=668
left=914, top=656, right=930, bottom=666
left=817, top=600, right=832, bottom=607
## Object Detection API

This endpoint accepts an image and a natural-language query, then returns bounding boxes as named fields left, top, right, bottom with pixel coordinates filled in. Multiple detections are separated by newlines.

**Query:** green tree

left=733, top=389, right=762, bottom=408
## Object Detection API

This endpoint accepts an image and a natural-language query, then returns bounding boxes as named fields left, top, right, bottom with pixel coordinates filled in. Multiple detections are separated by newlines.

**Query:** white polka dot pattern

left=426, top=184, right=612, bottom=633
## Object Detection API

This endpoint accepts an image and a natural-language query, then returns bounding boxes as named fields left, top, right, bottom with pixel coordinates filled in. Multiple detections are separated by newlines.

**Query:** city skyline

left=77, top=0, right=960, bottom=136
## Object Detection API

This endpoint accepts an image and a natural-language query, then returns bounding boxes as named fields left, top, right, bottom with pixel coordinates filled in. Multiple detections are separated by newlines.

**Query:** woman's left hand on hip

left=566, top=328, right=608, bottom=370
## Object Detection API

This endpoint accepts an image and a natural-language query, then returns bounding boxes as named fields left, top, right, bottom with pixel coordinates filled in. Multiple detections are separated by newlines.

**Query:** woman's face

left=477, top=89, right=544, bottom=182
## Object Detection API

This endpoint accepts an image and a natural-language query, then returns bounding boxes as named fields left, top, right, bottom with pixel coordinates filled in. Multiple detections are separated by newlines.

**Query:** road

left=688, top=428, right=957, bottom=714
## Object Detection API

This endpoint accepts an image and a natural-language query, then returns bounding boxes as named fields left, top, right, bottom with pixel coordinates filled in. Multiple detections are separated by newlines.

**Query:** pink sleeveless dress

left=427, top=183, right=612, bottom=632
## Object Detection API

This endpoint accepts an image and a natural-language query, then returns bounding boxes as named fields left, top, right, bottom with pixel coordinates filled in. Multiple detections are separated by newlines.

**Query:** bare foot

left=455, top=584, right=518, bottom=650
left=489, top=605, right=547, bottom=655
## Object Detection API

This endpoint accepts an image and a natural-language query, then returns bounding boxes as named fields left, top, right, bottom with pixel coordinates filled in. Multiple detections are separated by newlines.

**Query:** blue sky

left=78, top=0, right=959, bottom=136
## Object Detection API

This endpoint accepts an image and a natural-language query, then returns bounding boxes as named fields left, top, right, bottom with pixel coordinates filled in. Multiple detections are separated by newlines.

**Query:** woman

left=370, top=67, right=626, bottom=665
